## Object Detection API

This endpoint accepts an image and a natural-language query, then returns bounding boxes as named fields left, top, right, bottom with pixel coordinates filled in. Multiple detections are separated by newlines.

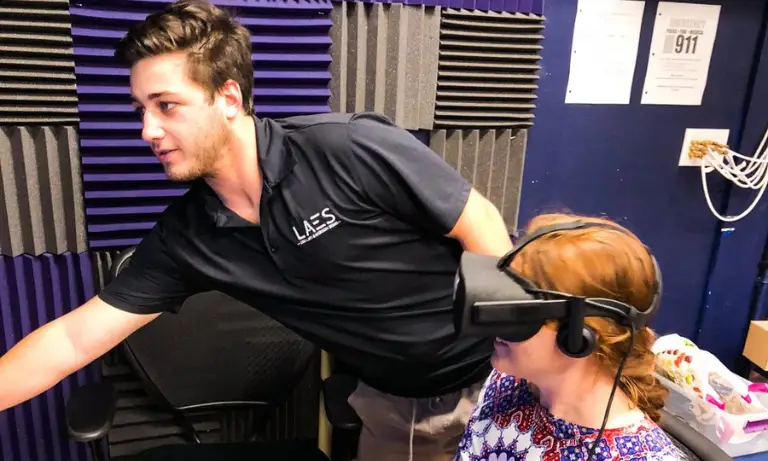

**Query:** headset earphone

left=497, top=220, right=663, bottom=358
left=453, top=220, right=663, bottom=461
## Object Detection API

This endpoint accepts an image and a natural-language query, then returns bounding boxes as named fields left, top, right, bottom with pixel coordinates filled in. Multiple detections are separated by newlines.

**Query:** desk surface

left=737, top=452, right=768, bottom=461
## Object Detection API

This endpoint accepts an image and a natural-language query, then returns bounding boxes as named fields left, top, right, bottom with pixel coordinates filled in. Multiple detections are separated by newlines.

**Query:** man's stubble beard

left=165, top=114, right=232, bottom=183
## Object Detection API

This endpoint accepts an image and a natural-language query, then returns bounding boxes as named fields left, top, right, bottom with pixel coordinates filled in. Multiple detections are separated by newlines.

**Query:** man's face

left=130, top=52, right=230, bottom=182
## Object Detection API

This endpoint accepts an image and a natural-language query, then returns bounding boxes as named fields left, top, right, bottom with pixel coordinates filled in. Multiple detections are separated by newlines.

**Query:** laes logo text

left=292, top=208, right=339, bottom=245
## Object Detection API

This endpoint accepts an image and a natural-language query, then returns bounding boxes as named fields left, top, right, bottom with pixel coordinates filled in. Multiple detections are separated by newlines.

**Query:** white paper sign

left=565, top=0, right=645, bottom=105
left=641, top=2, right=721, bottom=106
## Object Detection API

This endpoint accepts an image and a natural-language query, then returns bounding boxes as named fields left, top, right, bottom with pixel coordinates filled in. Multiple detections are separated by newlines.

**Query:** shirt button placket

left=260, top=196, right=278, bottom=255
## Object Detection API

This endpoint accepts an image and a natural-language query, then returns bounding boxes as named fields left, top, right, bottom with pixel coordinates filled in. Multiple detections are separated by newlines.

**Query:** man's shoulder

left=268, top=111, right=401, bottom=145
left=270, top=111, right=355, bottom=131
left=272, top=111, right=395, bottom=130
left=268, top=112, right=422, bottom=172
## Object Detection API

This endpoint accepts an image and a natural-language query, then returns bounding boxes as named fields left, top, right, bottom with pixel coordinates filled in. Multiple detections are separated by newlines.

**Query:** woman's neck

left=531, top=362, right=644, bottom=429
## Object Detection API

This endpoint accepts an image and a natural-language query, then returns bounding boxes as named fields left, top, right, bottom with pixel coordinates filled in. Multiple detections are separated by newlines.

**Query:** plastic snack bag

left=653, top=334, right=768, bottom=413
left=653, top=334, right=768, bottom=443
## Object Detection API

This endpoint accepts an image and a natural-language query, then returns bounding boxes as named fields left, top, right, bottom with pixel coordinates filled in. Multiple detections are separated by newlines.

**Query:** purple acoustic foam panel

left=517, top=0, right=532, bottom=13
left=0, top=252, right=101, bottom=461
left=531, top=0, right=543, bottom=15
left=70, top=0, right=332, bottom=250
left=503, top=0, right=518, bottom=13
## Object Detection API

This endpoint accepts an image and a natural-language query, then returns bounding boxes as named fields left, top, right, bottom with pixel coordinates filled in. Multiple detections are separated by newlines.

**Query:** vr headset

left=453, top=221, right=662, bottom=358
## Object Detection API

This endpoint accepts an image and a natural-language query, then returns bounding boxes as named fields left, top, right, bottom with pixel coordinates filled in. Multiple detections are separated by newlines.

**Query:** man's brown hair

left=115, top=0, right=254, bottom=114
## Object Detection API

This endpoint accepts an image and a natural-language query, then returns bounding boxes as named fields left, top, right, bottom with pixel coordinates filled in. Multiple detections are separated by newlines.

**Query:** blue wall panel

left=70, top=0, right=332, bottom=250
left=518, top=0, right=765, bottom=342
left=0, top=253, right=101, bottom=461
left=697, top=2, right=768, bottom=370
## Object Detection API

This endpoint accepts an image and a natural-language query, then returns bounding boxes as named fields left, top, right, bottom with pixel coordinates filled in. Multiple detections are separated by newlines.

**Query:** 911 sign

left=675, top=34, right=698, bottom=54
left=663, top=28, right=704, bottom=55
left=641, top=2, right=721, bottom=106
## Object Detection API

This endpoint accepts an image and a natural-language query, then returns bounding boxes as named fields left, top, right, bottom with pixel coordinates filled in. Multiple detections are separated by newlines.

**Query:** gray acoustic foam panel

left=331, top=2, right=440, bottom=130
left=0, top=126, right=88, bottom=257
left=339, top=0, right=545, bottom=14
left=0, top=0, right=79, bottom=125
left=430, top=128, right=526, bottom=231
left=434, top=8, right=545, bottom=128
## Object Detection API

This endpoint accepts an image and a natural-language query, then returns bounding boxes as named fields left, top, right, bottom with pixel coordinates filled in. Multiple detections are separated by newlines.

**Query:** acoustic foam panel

left=69, top=0, right=333, bottom=250
left=0, top=252, right=101, bottom=461
left=0, top=0, right=79, bottom=125
left=434, top=8, right=545, bottom=128
left=0, top=126, right=88, bottom=257
left=330, top=2, right=440, bottom=130
left=430, top=128, right=526, bottom=230
left=336, top=0, right=544, bottom=15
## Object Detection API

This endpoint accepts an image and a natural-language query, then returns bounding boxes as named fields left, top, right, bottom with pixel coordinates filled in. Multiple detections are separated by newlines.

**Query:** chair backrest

left=112, top=246, right=317, bottom=411
left=658, top=408, right=732, bottom=461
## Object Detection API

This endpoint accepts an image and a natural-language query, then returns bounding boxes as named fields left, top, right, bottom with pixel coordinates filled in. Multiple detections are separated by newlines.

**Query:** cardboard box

left=743, top=320, right=768, bottom=371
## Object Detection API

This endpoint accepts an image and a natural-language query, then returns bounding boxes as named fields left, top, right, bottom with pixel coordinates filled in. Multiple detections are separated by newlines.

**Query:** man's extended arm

left=447, top=188, right=514, bottom=257
left=0, top=211, right=195, bottom=412
left=0, top=296, right=159, bottom=411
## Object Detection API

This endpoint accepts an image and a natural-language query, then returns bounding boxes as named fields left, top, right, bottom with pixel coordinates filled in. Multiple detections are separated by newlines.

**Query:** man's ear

left=217, top=79, right=245, bottom=119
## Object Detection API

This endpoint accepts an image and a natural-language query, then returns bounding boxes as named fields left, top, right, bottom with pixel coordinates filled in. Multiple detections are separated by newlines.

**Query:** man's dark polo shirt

left=99, top=111, right=493, bottom=398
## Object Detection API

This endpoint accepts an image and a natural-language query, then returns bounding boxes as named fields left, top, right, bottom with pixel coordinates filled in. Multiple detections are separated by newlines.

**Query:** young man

left=0, top=1, right=513, bottom=459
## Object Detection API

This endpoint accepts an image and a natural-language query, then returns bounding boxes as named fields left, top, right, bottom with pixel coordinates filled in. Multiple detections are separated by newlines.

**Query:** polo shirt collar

left=255, top=116, right=297, bottom=189
left=200, top=116, right=297, bottom=227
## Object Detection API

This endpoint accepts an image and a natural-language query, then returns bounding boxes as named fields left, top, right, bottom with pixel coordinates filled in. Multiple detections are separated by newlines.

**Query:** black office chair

left=65, top=246, right=330, bottom=461
left=322, top=373, right=363, bottom=461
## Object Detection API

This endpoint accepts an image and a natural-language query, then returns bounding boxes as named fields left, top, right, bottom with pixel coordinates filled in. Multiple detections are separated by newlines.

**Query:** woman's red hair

left=510, top=213, right=668, bottom=422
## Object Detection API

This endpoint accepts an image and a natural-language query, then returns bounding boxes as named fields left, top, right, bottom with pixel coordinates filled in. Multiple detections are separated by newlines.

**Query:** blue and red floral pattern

left=455, top=370, right=683, bottom=461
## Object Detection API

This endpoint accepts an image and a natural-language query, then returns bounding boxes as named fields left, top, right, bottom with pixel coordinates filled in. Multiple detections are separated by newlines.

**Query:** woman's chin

left=490, top=349, right=508, bottom=371
left=491, top=340, right=517, bottom=374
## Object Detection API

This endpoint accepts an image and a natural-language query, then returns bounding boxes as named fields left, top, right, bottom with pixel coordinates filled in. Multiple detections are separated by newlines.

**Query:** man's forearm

left=0, top=297, right=159, bottom=412
left=0, top=319, right=79, bottom=411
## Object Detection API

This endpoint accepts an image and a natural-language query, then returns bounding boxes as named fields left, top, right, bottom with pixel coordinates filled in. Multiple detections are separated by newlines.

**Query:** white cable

left=408, top=402, right=416, bottom=461
left=699, top=127, right=768, bottom=222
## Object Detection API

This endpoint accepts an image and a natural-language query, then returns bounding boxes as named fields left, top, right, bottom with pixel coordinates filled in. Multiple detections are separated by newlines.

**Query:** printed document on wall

left=565, top=0, right=645, bottom=105
left=641, top=2, right=721, bottom=106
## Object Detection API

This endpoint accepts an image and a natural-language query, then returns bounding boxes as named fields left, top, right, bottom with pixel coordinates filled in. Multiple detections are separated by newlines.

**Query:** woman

left=455, top=213, right=683, bottom=461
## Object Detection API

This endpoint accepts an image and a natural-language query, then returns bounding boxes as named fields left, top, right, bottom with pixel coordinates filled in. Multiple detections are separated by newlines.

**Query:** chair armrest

left=322, top=374, right=362, bottom=431
left=66, top=382, right=118, bottom=442
left=658, top=409, right=732, bottom=461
